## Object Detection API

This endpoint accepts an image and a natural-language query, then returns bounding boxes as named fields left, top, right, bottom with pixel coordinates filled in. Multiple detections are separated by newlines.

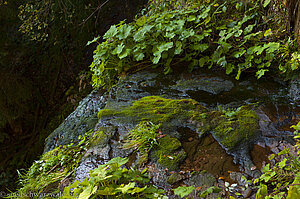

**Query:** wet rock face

left=44, top=68, right=299, bottom=196
left=44, top=89, right=107, bottom=152
left=289, top=78, right=300, bottom=102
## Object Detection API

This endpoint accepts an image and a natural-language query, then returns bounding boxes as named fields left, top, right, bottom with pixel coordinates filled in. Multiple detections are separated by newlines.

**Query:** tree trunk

left=294, top=1, right=300, bottom=45
left=287, top=0, right=300, bottom=45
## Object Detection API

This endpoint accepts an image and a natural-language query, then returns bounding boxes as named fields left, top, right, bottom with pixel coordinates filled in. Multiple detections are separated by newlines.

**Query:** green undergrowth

left=62, top=157, right=167, bottom=199
left=9, top=130, right=105, bottom=198
left=254, top=122, right=300, bottom=199
left=123, top=121, right=160, bottom=166
left=89, top=0, right=299, bottom=89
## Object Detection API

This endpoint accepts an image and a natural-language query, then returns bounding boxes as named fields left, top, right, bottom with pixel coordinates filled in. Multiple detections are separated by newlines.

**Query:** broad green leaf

left=117, top=24, right=133, bottom=40
left=278, top=158, right=287, bottom=168
left=158, top=42, right=173, bottom=52
left=234, top=29, right=243, bottom=37
left=200, top=186, right=222, bottom=198
left=217, top=56, right=227, bottom=67
left=97, top=187, right=116, bottom=195
left=112, top=43, right=125, bottom=55
left=263, top=0, right=271, bottom=7
left=106, top=157, right=128, bottom=166
left=287, top=186, right=300, bottom=199
left=278, top=148, right=290, bottom=156
left=180, top=29, right=195, bottom=40
left=264, top=42, right=280, bottom=53
left=79, top=185, right=98, bottom=199
left=152, top=51, right=161, bottom=64
left=226, top=64, right=234, bottom=74
left=165, top=31, right=176, bottom=39
left=244, top=24, right=255, bottom=34
left=119, top=48, right=131, bottom=59
left=117, top=182, right=135, bottom=194
left=256, top=184, right=268, bottom=198
left=131, top=186, right=147, bottom=193
left=133, top=25, right=154, bottom=42
left=187, top=15, right=196, bottom=21
left=291, top=122, right=300, bottom=131
left=136, top=16, right=146, bottom=26
left=173, top=186, right=195, bottom=198
left=134, top=52, right=145, bottom=61
left=175, top=41, right=183, bottom=55
left=103, top=25, right=118, bottom=40
left=218, top=41, right=232, bottom=53
left=192, top=43, right=209, bottom=52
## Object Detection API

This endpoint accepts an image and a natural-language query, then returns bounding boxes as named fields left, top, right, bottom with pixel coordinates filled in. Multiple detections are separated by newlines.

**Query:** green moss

left=99, top=96, right=208, bottom=125
left=97, top=109, right=116, bottom=119
left=89, top=130, right=108, bottom=147
left=152, top=135, right=186, bottom=171
left=98, top=96, right=260, bottom=152
left=167, top=173, right=182, bottom=184
left=213, top=106, right=259, bottom=150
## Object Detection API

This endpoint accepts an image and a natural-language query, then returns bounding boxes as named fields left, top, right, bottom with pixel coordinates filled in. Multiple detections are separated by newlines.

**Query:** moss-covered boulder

left=151, top=136, right=186, bottom=171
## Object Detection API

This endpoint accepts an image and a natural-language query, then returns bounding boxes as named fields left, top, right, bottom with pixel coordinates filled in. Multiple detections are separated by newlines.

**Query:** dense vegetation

left=0, top=0, right=146, bottom=191
left=1, top=0, right=299, bottom=198
left=89, top=0, right=299, bottom=89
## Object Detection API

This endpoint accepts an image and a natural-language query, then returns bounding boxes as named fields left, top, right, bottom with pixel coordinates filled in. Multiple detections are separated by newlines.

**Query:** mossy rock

left=98, top=96, right=208, bottom=131
left=212, top=106, right=260, bottom=151
left=98, top=96, right=260, bottom=152
left=151, top=135, right=186, bottom=171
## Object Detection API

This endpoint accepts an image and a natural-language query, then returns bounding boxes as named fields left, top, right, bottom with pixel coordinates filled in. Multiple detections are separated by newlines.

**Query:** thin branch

left=79, top=0, right=110, bottom=26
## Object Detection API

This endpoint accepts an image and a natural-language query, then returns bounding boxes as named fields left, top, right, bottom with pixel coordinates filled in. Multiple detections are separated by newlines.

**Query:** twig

left=79, top=0, right=110, bottom=26
left=46, top=163, right=61, bottom=175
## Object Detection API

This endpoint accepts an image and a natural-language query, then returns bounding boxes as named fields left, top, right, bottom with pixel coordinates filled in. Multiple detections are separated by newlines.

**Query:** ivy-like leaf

left=158, top=42, right=173, bottom=52
left=117, top=24, right=133, bottom=40
left=133, top=25, right=154, bottom=42
left=264, top=42, right=280, bottom=53
left=175, top=41, right=183, bottom=55
left=134, top=52, right=145, bottom=61
left=192, top=43, right=209, bottom=52
left=119, top=48, right=131, bottom=59
left=112, top=43, right=125, bottom=55
left=103, top=25, right=118, bottom=40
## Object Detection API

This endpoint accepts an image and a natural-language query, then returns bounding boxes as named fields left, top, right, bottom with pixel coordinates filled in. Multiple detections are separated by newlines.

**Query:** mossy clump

left=97, top=109, right=116, bottom=119
left=89, top=130, right=109, bottom=147
left=212, top=106, right=260, bottom=151
left=98, top=96, right=208, bottom=125
left=167, top=173, right=183, bottom=184
left=151, top=135, right=186, bottom=171
left=97, top=96, right=260, bottom=152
